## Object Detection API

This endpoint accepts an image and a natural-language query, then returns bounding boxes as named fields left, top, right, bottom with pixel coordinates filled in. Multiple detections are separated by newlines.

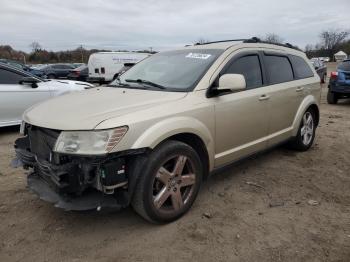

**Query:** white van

left=87, top=52, right=151, bottom=83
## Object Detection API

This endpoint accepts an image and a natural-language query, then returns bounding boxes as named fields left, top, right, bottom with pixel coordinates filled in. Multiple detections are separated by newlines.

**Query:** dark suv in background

left=38, top=64, right=75, bottom=79
left=327, top=59, right=350, bottom=104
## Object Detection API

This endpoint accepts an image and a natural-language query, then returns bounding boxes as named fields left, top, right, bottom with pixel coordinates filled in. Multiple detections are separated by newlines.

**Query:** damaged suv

left=14, top=38, right=321, bottom=223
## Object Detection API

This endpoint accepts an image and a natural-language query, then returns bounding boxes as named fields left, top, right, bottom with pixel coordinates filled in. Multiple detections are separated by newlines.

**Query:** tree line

left=1, top=29, right=349, bottom=65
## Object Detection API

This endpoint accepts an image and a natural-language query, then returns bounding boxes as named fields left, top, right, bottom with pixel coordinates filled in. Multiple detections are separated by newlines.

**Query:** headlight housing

left=54, top=126, right=128, bottom=155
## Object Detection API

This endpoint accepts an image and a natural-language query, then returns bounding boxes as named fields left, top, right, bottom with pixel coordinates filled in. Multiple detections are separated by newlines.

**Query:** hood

left=23, top=87, right=187, bottom=130
left=47, top=79, right=94, bottom=89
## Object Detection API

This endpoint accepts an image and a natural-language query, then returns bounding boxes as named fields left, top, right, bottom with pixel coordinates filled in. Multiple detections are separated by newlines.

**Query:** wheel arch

left=292, top=95, right=320, bottom=136
left=131, top=117, right=215, bottom=173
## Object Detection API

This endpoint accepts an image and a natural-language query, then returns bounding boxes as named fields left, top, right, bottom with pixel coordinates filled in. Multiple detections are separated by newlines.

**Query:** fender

left=291, top=95, right=319, bottom=136
left=131, top=116, right=215, bottom=170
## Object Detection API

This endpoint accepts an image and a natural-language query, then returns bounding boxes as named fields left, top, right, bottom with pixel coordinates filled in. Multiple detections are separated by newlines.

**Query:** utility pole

left=149, top=47, right=153, bottom=53
left=80, top=44, right=84, bottom=63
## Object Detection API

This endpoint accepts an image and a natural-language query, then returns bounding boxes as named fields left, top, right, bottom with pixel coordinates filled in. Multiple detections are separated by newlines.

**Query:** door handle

left=259, top=94, right=270, bottom=101
left=296, top=87, right=304, bottom=92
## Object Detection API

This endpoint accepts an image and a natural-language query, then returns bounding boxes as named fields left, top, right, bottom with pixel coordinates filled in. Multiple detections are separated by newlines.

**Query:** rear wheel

left=47, top=74, right=55, bottom=79
left=132, top=140, right=203, bottom=223
left=327, top=90, right=338, bottom=104
left=288, top=109, right=316, bottom=151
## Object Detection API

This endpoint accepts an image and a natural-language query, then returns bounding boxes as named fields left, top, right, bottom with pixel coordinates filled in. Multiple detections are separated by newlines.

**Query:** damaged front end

left=14, top=124, right=148, bottom=211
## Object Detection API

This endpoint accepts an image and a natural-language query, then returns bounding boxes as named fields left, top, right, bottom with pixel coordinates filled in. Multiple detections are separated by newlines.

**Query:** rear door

left=263, top=52, right=301, bottom=145
left=0, top=68, right=51, bottom=126
left=214, top=51, right=271, bottom=166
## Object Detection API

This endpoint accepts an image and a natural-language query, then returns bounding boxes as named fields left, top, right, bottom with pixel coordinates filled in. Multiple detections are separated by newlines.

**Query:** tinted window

left=290, top=55, right=314, bottom=79
left=51, top=65, right=61, bottom=69
left=265, top=55, right=294, bottom=84
left=225, top=55, right=263, bottom=89
left=338, top=61, right=350, bottom=71
left=0, top=69, right=24, bottom=84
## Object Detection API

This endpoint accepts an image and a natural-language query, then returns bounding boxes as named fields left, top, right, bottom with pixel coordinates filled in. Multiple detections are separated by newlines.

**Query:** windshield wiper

left=107, top=77, right=130, bottom=87
left=125, top=79, right=166, bottom=89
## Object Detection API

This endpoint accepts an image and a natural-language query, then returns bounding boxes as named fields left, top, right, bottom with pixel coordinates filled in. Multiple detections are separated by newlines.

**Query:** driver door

left=213, top=52, right=271, bottom=166
left=0, top=68, right=51, bottom=126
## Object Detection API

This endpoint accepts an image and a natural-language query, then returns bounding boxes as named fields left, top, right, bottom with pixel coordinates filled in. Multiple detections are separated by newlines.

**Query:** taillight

left=330, top=71, right=338, bottom=80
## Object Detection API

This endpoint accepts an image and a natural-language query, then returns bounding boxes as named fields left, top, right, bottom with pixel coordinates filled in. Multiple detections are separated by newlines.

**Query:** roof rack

left=193, top=37, right=301, bottom=51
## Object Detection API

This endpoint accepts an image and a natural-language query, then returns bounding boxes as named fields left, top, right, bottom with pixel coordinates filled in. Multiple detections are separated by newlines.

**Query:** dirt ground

left=0, top=63, right=349, bottom=262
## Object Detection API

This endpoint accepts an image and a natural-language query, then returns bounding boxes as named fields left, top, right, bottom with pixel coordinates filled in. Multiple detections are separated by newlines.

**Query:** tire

left=288, top=109, right=316, bottom=151
left=327, top=90, right=338, bottom=104
left=47, top=74, right=56, bottom=79
left=321, top=74, right=326, bottom=84
left=132, top=140, right=203, bottom=223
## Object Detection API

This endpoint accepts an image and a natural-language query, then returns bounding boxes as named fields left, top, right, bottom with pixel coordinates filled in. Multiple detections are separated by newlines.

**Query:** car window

left=290, top=55, right=314, bottom=79
left=338, top=61, right=350, bottom=71
left=0, top=68, right=25, bottom=84
left=51, top=65, right=61, bottom=69
left=264, top=55, right=294, bottom=84
left=61, top=65, right=73, bottom=69
left=224, top=55, right=263, bottom=89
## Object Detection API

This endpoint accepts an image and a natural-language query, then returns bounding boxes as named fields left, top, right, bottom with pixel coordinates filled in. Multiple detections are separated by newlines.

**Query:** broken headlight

left=54, top=126, right=128, bottom=155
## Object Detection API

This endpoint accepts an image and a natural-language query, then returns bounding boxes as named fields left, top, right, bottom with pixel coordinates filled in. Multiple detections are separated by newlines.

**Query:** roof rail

left=192, top=37, right=300, bottom=51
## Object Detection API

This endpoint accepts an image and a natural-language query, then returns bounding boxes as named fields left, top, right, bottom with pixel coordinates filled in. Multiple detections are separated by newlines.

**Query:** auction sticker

left=186, top=53, right=211, bottom=59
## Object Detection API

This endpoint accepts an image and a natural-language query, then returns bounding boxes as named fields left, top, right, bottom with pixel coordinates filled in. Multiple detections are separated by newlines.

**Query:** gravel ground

left=0, top=63, right=349, bottom=262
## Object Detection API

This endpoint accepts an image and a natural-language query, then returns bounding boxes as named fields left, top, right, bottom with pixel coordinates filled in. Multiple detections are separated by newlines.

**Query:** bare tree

left=263, top=33, right=284, bottom=44
left=319, top=29, right=349, bottom=50
left=194, top=38, right=210, bottom=44
left=29, top=41, right=42, bottom=53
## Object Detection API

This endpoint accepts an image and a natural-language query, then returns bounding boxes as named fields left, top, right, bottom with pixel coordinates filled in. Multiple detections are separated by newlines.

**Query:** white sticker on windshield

left=186, top=53, right=211, bottom=59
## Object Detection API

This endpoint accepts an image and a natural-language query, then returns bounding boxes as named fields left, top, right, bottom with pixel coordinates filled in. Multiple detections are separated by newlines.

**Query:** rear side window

left=264, top=55, right=293, bottom=85
left=225, top=55, right=263, bottom=89
left=0, top=69, right=24, bottom=84
left=290, top=55, right=314, bottom=79
left=338, top=61, right=350, bottom=71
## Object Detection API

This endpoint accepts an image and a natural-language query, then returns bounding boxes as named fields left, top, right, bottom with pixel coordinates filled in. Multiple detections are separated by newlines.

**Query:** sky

left=1, top=0, right=349, bottom=52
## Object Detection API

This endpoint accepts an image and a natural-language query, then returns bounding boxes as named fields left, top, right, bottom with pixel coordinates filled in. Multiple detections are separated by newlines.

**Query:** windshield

left=338, top=61, right=350, bottom=71
left=111, top=49, right=223, bottom=91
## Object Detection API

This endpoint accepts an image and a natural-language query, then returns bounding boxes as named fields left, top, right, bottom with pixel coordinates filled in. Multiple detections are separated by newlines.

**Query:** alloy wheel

left=152, top=155, right=196, bottom=213
left=301, top=112, right=314, bottom=146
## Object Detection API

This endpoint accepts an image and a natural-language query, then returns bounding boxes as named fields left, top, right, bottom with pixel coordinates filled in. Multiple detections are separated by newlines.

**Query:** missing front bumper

left=27, top=172, right=122, bottom=211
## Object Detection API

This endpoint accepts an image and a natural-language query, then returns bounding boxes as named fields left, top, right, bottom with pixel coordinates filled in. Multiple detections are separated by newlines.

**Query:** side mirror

left=217, top=74, right=246, bottom=91
left=19, top=77, right=39, bottom=88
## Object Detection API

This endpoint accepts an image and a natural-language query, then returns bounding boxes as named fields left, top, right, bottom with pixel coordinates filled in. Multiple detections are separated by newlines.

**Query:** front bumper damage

left=14, top=130, right=148, bottom=211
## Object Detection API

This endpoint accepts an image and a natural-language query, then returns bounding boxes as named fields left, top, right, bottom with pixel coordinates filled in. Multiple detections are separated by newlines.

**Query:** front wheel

left=132, top=140, right=203, bottom=223
left=288, top=109, right=316, bottom=151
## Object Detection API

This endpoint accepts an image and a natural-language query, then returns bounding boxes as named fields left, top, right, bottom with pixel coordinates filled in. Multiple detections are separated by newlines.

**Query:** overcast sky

left=1, top=0, right=349, bottom=52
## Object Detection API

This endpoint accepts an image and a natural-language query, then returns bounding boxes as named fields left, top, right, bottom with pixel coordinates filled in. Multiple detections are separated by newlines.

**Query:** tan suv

left=14, top=38, right=321, bottom=223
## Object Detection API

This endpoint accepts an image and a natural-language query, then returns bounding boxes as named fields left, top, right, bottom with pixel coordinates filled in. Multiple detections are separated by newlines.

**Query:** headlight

left=54, top=126, right=128, bottom=155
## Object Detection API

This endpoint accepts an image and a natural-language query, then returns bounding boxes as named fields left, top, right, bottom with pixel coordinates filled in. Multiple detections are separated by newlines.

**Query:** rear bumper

left=329, top=82, right=350, bottom=94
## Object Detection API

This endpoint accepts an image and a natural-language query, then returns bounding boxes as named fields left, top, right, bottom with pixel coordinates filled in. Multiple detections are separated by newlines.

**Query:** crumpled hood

left=46, top=79, right=94, bottom=89
left=23, top=87, right=187, bottom=130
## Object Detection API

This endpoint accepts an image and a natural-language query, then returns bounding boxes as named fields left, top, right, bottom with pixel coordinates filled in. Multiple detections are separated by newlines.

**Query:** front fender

left=292, top=95, right=319, bottom=136
left=131, top=116, right=215, bottom=170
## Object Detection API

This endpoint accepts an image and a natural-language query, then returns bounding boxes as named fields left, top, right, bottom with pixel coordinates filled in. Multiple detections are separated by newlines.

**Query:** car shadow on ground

left=0, top=125, right=20, bottom=136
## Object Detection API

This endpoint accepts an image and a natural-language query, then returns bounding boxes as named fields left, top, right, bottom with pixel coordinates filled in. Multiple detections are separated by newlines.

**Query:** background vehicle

left=87, top=52, right=150, bottom=83
left=310, top=58, right=327, bottom=83
left=67, top=65, right=88, bottom=82
left=327, top=59, right=350, bottom=104
left=0, top=63, right=94, bottom=127
left=37, top=63, right=75, bottom=79
left=15, top=38, right=320, bottom=223
left=0, top=59, right=46, bottom=78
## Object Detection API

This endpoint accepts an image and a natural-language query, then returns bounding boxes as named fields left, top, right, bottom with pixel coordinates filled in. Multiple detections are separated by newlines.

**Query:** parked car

left=38, top=64, right=75, bottom=79
left=87, top=52, right=150, bottom=83
left=14, top=38, right=321, bottom=223
left=67, top=65, right=89, bottom=82
left=0, top=59, right=46, bottom=78
left=310, top=58, right=327, bottom=83
left=327, top=59, right=350, bottom=104
left=0, top=63, right=94, bottom=127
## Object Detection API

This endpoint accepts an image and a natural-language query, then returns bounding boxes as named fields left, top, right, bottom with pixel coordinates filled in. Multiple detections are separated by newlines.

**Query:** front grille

left=27, top=125, right=60, bottom=161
